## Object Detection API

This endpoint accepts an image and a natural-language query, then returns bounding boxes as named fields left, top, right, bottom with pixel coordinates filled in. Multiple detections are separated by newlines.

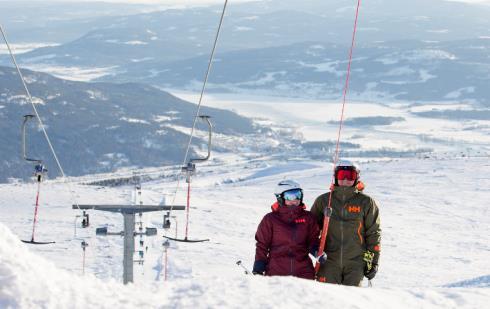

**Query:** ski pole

left=236, top=260, right=251, bottom=275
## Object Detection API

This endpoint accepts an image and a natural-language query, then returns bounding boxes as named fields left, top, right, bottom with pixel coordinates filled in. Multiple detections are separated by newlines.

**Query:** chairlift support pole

left=73, top=204, right=185, bottom=284
left=163, top=239, right=170, bottom=281
left=81, top=241, right=88, bottom=275
left=74, top=214, right=81, bottom=237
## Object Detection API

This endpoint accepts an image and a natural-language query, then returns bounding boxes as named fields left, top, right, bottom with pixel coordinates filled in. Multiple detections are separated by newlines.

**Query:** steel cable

left=0, top=24, right=82, bottom=213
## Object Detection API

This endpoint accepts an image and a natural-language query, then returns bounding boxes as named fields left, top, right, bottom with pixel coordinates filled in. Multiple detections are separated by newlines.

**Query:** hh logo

left=295, top=218, right=306, bottom=224
left=347, top=205, right=361, bottom=213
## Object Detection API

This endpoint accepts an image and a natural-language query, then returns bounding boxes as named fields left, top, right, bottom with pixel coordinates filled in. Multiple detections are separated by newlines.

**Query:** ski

left=315, top=205, right=332, bottom=273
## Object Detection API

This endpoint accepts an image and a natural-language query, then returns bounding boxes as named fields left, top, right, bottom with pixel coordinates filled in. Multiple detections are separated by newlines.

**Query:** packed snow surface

left=0, top=155, right=489, bottom=308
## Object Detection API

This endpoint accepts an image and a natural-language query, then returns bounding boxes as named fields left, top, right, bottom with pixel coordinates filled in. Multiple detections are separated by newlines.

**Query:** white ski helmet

left=274, top=179, right=303, bottom=206
left=335, top=159, right=360, bottom=185
left=274, top=179, right=302, bottom=196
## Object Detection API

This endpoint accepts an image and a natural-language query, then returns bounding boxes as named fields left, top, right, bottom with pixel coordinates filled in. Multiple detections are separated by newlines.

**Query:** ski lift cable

left=168, top=0, right=229, bottom=211
left=333, top=0, right=361, bottom=167
left=315, top=0, right=362, bottom=273
left=0, top=24, right=82, bottom=213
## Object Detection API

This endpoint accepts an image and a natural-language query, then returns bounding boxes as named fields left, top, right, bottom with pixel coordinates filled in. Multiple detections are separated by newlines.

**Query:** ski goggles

left=336, top=169, right=358, bottom=181
left=283, top=189, right=303, bottom=201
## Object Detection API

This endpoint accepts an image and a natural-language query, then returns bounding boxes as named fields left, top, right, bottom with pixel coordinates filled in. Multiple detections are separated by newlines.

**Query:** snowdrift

left=0, top=223, right=488, bottom=308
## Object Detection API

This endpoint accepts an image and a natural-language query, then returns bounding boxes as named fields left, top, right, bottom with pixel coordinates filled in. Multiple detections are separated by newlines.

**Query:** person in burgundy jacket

left=252, top=179, right=323, bottom=279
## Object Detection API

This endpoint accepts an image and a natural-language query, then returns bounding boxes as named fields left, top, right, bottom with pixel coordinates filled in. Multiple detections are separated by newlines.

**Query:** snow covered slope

left=0, top=155, right=489, bottom=308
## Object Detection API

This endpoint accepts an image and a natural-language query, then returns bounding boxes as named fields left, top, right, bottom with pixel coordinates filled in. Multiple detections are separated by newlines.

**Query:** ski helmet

left=274, top=179, right=303, bottom=206
left=334, top=159, right=360, bottom=186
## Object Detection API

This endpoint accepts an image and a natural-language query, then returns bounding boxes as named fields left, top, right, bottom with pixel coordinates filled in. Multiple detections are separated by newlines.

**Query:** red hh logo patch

left=347, top=205, right=361, bottom=213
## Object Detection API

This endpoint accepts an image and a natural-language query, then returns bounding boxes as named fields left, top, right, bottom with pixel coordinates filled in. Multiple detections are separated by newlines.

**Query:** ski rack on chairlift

left=21, top=114, right=55, bottom=245
left=163, top=115, right=212, bottom=243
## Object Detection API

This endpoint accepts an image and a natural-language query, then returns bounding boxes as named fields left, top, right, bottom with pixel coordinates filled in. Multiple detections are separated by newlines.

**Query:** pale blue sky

left=0, top=0, right=489, bottom=4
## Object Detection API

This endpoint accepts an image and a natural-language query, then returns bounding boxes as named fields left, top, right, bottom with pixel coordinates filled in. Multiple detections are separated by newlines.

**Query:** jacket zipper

left=340, top=219, right=343, bottom=270
left=340, top=192, right=346, bottom=271
left=290, top=211, right=296, bottom=276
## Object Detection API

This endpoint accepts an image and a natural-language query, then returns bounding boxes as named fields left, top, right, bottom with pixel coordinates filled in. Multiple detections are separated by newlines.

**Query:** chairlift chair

left=21, top=115, right=54, bottom=245
left=163, top=115, right=212, bottom=243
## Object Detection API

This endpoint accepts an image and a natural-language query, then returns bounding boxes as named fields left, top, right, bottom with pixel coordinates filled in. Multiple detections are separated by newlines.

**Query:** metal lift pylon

left=72, top=204, right=185, bottom=284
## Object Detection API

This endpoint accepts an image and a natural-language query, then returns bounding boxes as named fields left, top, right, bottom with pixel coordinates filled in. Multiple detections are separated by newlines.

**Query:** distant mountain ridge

left=2, top=0, right=489, bottom=105
left=0, top=66, right=263, bottom=182
left=4, top=0, right=490, bottom=60
left=101, top=38, right=490, bottom=108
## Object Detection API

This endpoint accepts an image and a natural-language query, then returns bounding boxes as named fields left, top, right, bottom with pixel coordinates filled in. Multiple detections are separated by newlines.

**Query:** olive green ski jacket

left=310, top=185, right=381, bottom=267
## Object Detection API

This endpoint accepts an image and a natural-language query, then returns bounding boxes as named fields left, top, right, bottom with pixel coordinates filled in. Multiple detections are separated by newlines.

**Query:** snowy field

left=0, top=154, right=489, bottom=308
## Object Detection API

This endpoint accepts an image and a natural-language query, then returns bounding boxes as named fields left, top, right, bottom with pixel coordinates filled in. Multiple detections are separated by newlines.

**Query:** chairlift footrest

left=21, top=239, right=55, bottom=245
left=162, top=235, right=209, bottom=243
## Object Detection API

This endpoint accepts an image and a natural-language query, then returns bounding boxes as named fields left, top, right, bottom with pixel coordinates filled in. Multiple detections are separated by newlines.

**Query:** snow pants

left=317, top=259, right=364, bottom=286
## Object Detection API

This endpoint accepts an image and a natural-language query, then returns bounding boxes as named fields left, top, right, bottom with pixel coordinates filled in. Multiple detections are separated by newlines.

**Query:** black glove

left=364, top=263, right=378, bottom=280
left=252, top=260, right=266, bottom=275
left=310, top=250, right=327, bottom=265
left=316, top=251, right=327, bottom=265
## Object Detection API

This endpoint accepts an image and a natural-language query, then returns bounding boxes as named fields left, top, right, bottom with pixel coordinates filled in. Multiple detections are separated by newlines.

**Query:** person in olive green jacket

left=310, top=160, right=381, bottom=286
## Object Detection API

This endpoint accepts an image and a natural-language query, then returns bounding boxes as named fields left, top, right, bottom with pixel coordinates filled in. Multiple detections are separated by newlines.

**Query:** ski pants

left=317, top=259, right=364, bottom=286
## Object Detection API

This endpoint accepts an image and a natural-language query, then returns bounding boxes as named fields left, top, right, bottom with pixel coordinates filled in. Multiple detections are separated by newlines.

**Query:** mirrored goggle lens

left=283, top=189, right=303, bottom=201
left=336, top=169, right=357, bottom=181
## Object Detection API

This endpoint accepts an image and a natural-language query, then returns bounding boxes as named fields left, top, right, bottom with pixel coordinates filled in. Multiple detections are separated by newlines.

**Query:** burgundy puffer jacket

left=254, top=202, right=320, bottom=279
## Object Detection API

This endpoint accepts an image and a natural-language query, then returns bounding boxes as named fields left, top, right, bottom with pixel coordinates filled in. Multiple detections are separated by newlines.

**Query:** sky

left=0, top=0, right=257, bottom=3
left=0, top=0, right=489, bottom=4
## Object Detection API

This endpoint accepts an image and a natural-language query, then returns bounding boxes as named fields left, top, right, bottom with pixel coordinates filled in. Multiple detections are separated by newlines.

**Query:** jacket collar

left=271, top=202, right=306, bottom=222
left=332, top=185, right=358, bottom=202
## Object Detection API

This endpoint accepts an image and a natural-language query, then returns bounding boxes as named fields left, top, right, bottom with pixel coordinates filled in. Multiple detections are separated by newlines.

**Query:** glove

left=363, top=250, right=377, bottom=279
left=364, top=263, right=378, bottom=280
left=309, top=245, right=327, bottom=265
left=252, top=260, right=266, bottom=275
left=315, top=251, right=327, bottom=265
